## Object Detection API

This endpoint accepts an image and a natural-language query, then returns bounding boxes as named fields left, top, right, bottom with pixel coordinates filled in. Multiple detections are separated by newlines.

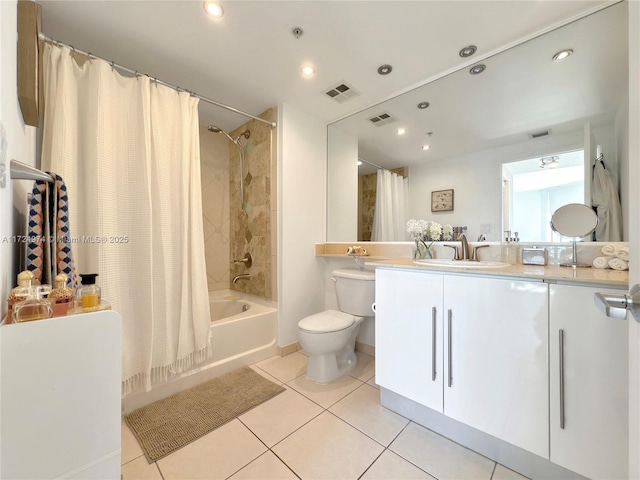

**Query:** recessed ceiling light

left=422, top=145, right=431, bottom=150
left=203, top=0, right=224, bottom=18
left=553, top=49, right=573, bottom=61
left=378, top=64, right=393, bottom=75
left=301, top=65, right=315, bottom=77
left=417, top=102, right=430, bottom=110
left=459, top=45, right=477, bottom=57
left=397, top=128, right=406, bottom=135
left=469, top=64, right=486, bottom=75
left=357, top=160, right=363, bottom=166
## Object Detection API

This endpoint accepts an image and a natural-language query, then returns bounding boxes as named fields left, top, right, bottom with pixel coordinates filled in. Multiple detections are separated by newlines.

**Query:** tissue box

left=522, top=247, right=548, bottom=266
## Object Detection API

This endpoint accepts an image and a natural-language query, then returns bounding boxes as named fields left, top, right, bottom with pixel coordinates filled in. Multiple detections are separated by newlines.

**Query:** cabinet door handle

left=559, top=329, right=565, bottom=430
left=432, top=307, right=437, bottom=381
left=448, top=309, right=453, bottom=388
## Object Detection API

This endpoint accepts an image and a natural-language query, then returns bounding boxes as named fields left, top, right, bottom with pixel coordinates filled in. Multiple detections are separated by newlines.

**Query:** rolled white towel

left=609, top=258, right=629, bottom=271
left=601, top=244, right=618, bottom=256
left=617, top=246, right=629, bottom=262
left=593, top=256, right=612, bottom=269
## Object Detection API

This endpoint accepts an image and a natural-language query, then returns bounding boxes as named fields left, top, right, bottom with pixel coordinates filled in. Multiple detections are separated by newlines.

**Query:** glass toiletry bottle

left=12, top=285, right=53, bottom=323
left=50, top=273, right=74, bottom=316
left=6, top=270, right=35, bottom=324
left=76, top=274, right=101, bottom=311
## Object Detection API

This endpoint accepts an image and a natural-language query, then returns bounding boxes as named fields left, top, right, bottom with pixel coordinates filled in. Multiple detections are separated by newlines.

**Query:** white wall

left=616, top=98, right=630, bottom=241
left=327, top=127, right=358, bottom=241
left=278, top=103, right=326, bottom=347
left=409, top=130, right=584, bottom=241
left=0, top=0, right=38, bottom=473
left=627, top=1, right=640, bottom=477
left=1, top=0, right=37, bottom=314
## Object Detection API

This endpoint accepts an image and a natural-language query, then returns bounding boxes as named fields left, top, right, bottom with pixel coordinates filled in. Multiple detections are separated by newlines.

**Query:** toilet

left=297, top=268, right=375, bottom=383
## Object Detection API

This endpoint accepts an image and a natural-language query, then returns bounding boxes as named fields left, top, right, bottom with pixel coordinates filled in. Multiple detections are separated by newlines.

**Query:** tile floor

left=121, top=352, right=529, bottom=480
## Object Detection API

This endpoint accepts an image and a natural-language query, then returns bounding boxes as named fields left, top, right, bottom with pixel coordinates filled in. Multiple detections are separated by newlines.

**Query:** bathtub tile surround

left=200, top=124, right=231, bottom=291
left=230, top=108, right=277, bottom=300
left=121, top=352, right=528, bottom=480
left=358, top=173, right=377, bottom=241
left=358, top=167, right=408, bottom=242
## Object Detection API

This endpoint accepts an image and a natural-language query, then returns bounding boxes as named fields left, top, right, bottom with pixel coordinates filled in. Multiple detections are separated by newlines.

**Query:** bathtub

left=122, top=290, right=278, bottom=412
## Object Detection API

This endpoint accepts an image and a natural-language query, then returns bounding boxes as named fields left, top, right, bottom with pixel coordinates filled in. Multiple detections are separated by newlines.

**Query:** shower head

left=207, top=125, right=236, bottom=144
left=207, top=125, right=251, bottom=144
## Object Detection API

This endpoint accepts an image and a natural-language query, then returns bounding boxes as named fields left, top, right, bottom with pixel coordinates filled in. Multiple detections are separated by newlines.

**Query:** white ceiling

left=38, top=0, right=617, bottom=133
left=332, top=1, right=628, bottom=174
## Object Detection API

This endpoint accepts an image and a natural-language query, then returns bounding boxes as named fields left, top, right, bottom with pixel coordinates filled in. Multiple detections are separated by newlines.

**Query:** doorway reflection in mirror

left=502, top=150, right=584, bottom=242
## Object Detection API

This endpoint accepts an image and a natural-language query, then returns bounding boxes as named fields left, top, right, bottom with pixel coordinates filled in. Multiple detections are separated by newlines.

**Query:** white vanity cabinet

left=375, top=268, right=444, bottom=412
left=375, top=268, right=549, bottom=458
left=549, top=284, right=628, bottom=480
left=443, top=275, right=549, bottom=459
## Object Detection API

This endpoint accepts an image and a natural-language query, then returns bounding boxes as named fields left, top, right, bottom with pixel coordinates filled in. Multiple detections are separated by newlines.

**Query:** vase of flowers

left=407, top=219, right=434, bottom=259
left=407, top=219, right=454, bottom=259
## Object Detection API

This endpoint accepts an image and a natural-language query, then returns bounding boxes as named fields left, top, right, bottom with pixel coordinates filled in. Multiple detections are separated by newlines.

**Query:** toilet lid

left=299, top=310, right=357, bottom=333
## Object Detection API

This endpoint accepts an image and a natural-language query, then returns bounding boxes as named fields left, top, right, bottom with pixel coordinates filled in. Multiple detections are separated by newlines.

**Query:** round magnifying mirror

left=550, top=203, right=598, bottom=268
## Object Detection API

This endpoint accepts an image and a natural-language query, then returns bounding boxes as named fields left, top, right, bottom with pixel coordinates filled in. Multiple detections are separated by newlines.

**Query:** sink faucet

left=459, top=233, right=471, bottom=260
left=232, top=274, right=250, bottom=284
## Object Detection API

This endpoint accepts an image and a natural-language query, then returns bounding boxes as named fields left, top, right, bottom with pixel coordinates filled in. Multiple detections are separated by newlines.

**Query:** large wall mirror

left=327, top=3, right=629, bottom=243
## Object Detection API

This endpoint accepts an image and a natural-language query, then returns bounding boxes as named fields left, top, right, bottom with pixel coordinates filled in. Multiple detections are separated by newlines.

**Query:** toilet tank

left=332, top=269, right=375, bottom=317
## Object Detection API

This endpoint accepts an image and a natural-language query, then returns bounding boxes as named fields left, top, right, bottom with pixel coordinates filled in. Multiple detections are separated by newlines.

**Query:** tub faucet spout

left=233, top=274, right=251, bottom=284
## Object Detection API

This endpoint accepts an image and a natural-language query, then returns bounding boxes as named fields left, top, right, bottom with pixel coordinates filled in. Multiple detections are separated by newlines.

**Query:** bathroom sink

left=414, top=259, right=511, bottom=268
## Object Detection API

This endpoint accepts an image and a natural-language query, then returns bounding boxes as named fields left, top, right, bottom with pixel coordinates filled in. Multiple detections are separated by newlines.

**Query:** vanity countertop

left=364, top=258, right=629, bottom=288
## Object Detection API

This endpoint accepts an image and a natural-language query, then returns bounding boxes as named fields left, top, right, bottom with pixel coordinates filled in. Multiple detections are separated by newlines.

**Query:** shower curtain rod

left=359, top=157, right=387, bottom=171
left=38, top=33, right=277, bottom=129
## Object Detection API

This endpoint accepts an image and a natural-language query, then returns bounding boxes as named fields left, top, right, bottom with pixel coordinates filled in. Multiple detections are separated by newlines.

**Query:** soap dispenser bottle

left=76, top=274, right=101, bottom=311
left=50, top=273, right=74, bottom=316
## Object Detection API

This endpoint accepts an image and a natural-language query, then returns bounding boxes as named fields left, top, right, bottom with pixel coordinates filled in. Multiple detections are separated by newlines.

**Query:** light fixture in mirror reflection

left=326, top=3, right=628, bottom=243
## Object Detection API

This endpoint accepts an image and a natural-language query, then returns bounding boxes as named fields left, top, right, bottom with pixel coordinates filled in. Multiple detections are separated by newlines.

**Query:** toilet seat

left=298, top=309, right=358, bottom=333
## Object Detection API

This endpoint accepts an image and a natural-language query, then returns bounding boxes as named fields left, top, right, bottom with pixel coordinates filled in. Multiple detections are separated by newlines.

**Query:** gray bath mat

left=124, top=366, right=285, bottom=462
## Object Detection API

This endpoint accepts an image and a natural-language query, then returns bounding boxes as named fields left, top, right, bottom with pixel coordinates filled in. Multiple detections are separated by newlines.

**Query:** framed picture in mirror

left=431, top=189, right=454, bottom=212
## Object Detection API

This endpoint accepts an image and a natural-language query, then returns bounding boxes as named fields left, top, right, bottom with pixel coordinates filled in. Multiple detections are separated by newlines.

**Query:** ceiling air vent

left=324, top=82, right=360, bottom=103
left=368, top=112, right=396, bottom=126
left=530, top=129, right=551, bottom=139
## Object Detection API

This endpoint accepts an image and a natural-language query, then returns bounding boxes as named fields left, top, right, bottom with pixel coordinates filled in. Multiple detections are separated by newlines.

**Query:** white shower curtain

left=41, top=44, right=211, bottom=394
left=371, top=169, right=409, bottom=241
